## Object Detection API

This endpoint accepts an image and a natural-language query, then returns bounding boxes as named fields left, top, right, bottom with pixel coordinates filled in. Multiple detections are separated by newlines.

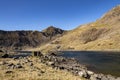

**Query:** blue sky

left=0, top=0, right=120, bottom=31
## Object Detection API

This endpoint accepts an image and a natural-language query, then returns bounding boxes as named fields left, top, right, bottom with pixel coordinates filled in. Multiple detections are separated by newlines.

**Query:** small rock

left=24, top=59, right=30, bottom=63
left=90, top=74, right=101, bottom=80
left=7, top=63, right=14, bottom=66
left=78, top=70, right=89, bottom=78
left=47, top=61, right=54, bottom=66
left=49, top=53, right=57, bottom=56
left=87, top=70, right=94, bottom=75
left=59, top=66, right=65, bottom=70
left=106, top=75, right=116, bottom=80
left=10, top=65, right=15, bottom=69
left=2, top=54, right=9, bottom=58
left=5, top=70, right=13, bottom=74
left=100, top=76, right=108, bottom=80
left=29, top=62, right=33, bottom=66
left=90, top=75, right=101, bottom=80
left=15, top=63, right=23, bottom=68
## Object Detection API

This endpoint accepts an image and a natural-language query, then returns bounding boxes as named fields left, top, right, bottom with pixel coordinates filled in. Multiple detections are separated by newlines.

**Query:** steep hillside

left=35, top=5, right=120, bottom=53
left=0, top=26, right=65, bottom=50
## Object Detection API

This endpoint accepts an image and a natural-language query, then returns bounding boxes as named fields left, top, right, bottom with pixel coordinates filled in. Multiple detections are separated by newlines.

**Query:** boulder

left=78, top=70, right=89, bottom=78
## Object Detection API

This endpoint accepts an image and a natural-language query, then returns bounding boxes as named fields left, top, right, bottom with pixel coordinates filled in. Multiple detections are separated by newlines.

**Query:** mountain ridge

left=1, top=5, right=120, bottom=52
left=32, top=5, right=120, bottom=53
left=0, top=26, right=65, bottom=50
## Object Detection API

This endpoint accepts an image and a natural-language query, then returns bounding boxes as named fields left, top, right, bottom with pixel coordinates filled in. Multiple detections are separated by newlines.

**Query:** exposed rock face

left=80, top=28, right=109, bottom=44
left=0, top=26, right=65, bottom=49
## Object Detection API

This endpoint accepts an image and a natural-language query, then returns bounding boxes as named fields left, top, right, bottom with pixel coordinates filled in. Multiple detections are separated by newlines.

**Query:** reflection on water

left=59, top=51, right=120, bottom=77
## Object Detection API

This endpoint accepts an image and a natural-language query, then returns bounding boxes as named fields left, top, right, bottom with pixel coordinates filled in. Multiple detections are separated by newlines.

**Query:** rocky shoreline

left=0, top=52, right=120, bottom=80
left=39, top=53, right=120, bottom=80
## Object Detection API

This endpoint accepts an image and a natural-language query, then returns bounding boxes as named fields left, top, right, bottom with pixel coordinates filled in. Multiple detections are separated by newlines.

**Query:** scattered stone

left=100, top=76, right=108, bottom=80
left=29, top=62, right=33, bottom=66
left=7, top=63, right=15, bottom=69
left=7, top=63, right=14, bottom=67
left=2, top=54, right=9, bottom=58
left=49, top=52, right=57, bottom=56
left=15, top=63, right=23, bottom=68
left=5, top=70, right=13, bottom=74
left=90, top=74, right=102, bottom=80
left=47, top=61, right=55, bottom=66
left=78, top=70, right=89, bottom=78
left=59, top=66, right=65, bottom=70
left=87, top=70, right=94, bottom=75
left=106, top=75, right=116, bottom=80
left=24, top=59, right=30, bottom=63
left=90, top=75, right=101, bottom=80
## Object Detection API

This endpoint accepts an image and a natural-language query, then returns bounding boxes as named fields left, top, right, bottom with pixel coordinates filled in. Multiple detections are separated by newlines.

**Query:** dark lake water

left=58, top=51, right=120, bottom=77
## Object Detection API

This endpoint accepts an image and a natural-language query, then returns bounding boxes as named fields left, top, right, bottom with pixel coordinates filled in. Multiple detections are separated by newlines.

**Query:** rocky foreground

left=0, top=53, right=120, bottom=80
left=0, top=56, right=83, bottom=80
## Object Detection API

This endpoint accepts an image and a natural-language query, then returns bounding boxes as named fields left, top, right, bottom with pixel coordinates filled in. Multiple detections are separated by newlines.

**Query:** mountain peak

left=42, top=26, right=64, bottom=37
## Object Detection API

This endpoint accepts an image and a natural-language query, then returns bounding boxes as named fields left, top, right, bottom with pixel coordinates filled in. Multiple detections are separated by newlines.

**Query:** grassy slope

left=30, top=5, right=120, bottom=53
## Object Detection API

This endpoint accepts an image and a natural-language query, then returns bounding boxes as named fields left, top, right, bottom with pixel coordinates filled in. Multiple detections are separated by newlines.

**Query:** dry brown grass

left=0, top=58, right=85, bottom=80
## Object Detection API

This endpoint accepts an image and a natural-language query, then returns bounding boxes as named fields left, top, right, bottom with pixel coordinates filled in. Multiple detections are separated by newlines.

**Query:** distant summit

left=42, top=26, right=64, bottom=37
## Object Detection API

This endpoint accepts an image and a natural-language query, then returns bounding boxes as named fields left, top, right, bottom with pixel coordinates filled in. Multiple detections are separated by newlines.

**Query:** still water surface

left=59, top=51, right=120, bottom=77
